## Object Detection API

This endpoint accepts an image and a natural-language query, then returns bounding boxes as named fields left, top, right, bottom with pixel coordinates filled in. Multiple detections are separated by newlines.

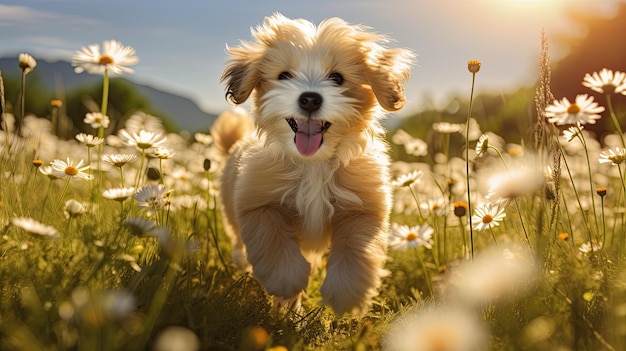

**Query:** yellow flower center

left=482, top=214, right=493, bottom=224
left=65, top=166, right=79, bottom=176
left=567, top=103, right=581, bottom=114
left=98, top=55, right=115, bottom=65
left=406, top=232, right=418, bottom=241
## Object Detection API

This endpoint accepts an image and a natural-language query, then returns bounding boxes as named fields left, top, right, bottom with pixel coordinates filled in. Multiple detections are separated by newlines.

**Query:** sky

left=0, top=0, right=623, bottom=118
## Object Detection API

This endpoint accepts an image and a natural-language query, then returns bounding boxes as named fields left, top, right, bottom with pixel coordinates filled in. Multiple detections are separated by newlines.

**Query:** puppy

left=212, top=13, right=413, bottom=315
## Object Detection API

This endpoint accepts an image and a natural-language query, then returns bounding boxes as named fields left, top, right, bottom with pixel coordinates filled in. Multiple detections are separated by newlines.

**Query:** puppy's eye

left=278, top=72, right=292, bottom=80
left=328, top=72, right=344, bottom=85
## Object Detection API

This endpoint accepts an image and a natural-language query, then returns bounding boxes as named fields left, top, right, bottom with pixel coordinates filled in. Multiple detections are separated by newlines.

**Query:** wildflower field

left=2, top=36, right=626, bottom=351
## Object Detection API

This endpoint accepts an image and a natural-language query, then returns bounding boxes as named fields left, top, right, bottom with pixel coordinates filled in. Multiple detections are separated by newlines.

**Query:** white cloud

left=0, top=5, right=101, bottom=29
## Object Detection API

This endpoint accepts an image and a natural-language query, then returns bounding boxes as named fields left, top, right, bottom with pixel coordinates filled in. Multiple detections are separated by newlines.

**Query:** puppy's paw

left=320, top=274, right=376, bottom=316
left=252, top=248, right=311, bottom=298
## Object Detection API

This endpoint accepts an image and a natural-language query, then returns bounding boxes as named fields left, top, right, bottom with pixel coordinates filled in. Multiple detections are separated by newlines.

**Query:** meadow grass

left=1, top=39, right=626, bottom=351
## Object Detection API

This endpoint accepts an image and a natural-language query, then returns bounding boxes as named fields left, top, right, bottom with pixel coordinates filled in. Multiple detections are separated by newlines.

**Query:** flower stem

left=466, top=72, right=476, bottom=260
left=576, top=126, right=600, bottom=235
left=490, top=145, right=530, bottom=246
left=606, top=94, right=626, bottom=148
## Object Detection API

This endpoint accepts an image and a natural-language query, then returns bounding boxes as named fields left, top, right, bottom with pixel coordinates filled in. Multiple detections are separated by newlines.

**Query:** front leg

left=320, top=211, right=389, bottom=315
left=239, top=206, right=311, bottom=298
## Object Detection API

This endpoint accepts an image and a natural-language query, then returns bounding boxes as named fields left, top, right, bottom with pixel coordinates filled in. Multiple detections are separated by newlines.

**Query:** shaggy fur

left=212, top=13, right=413, bottom=315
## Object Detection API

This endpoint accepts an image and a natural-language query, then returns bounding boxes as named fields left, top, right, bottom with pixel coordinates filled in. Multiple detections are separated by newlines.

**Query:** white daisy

left=389, top=222, right=433, bottom=250
left=72, top=39, right=139, bottom=75
left=50, top=158, right=93, bottom=180
left=384, top=303, right=487, bottom=351
left=545, top=94, right=604, bottom=125
left=475, top=134, right=489, bottom=157
left=84, top=112, right=110, bottom=129
left=471, top=200, right=507, bottom=231
left=102, top=187, right=136, bottom=202
left=119, top=129, right=167, bottom=150
left=75, top=133, right=104, bottom=148
left=11, top=217, right=60, bottom=239
left=562, top=124, right=583, bottom=142
left=133, top=184, right=170, bottom=210
left=582, top=68, right=626, bottom=95
left=391, top=170, right=424, bottom=188
left=598, top=147, right=626, bottom=165
left=64, top=199, right=86, bottom=219
left=124, top=111, right=164, bottom=134
left=102, top=154, right=137, bottom=168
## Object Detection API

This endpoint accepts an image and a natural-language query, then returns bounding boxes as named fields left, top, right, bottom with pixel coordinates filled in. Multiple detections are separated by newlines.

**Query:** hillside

left=0, top=57, right=217, bottom=132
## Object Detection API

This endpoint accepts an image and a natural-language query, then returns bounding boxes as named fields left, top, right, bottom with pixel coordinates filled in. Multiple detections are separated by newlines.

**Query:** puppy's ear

left=221, top=45, right=262, bottom=105
left=364, top=47, right=414, bottom=112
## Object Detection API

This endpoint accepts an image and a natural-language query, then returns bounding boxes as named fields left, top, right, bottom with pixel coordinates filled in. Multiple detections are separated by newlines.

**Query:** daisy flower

left=11, top=217, right=60, bottom=239
left=72, top=39, right=139, bottom=75
left=432, top=121, right=463, bottom=134
left=384, top=303, right=487, bottom=351
left=482, top=154, right=545, bottom=199
left=102, top=154, right=137, bottom=168
left=64, top=199, right=86, bottom=219
left=445, top=245, right=536, bottom=305
left=149, top=146, right=175, bottom=159
left=475, top=134, right=489, bottom=157
left=119, top=129, right=167, bottom=150
left=50, top=158, right=93, bottom=180
left=75, top=133, right=104, bottom=148
left=598, top=147, right=626, bottom=165
left=389, top=222, right=433, bottom=250
left=39, top=165, right=61, bottom=180
left=18, top=53, right=37, bottom=73
left=579, top=241, right=603, bottom=254
left=133, top=184, right=171, bottom=210
left=471, top=200, right=507, bottom=231
left=582, top=68, right=626, bottom=95
left=391, top=170, right=424, bottom=188
left=124, top=111, right=164, bottom=133
left=562, top=124, right=583, bottom=142
left=102, top=187, right=136, bottom=202
left=545, top=94, right=605, bottom=125
left=84, top=112, right=110, bottom=129
left=391, top=129, right=429, bottom=157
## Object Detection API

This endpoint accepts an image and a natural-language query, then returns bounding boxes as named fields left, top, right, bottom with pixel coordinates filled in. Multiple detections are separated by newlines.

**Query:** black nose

left=298, top=92, right=323, bottom=113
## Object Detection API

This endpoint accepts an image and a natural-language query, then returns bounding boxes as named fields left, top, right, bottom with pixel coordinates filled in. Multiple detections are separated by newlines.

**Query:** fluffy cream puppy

left=212, top=13, right=413, bottom=315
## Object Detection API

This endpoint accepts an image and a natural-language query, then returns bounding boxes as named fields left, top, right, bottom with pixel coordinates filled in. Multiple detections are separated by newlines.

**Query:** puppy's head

left=221, top=13, right=414, bottom=162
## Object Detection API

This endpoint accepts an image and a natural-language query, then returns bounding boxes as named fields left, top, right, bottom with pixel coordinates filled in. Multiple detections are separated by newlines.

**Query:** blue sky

left=0, top=0, right=623, bottom=117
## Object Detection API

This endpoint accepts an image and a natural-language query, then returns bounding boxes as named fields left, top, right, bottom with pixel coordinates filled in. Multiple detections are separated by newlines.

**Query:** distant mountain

left=0, top=57, right=217, bottom=132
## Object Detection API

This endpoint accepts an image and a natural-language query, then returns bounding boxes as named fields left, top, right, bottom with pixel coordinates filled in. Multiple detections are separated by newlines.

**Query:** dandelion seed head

left=18, top=53, right=37, bottom=73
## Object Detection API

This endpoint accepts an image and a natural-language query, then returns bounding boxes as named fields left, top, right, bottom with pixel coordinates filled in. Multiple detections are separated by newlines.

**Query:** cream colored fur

left=212, top=13, right=413, bottom=315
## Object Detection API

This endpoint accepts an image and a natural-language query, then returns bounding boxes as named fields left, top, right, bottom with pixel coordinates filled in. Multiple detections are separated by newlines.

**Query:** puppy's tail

left=210, top=106, right=254, bottom=157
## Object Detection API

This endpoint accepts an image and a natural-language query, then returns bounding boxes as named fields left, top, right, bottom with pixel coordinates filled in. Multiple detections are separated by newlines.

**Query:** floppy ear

left=364, top=47, right=414, bottom=112
left=220, top=45, right=262, bottom=105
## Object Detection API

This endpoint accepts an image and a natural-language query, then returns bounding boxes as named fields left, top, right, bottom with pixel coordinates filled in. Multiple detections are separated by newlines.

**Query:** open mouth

left=286, top=118, right=331, bottom=157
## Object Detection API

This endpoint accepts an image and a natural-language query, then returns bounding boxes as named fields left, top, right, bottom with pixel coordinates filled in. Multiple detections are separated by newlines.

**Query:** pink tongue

left=295, top=120, right=324, bottom=157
